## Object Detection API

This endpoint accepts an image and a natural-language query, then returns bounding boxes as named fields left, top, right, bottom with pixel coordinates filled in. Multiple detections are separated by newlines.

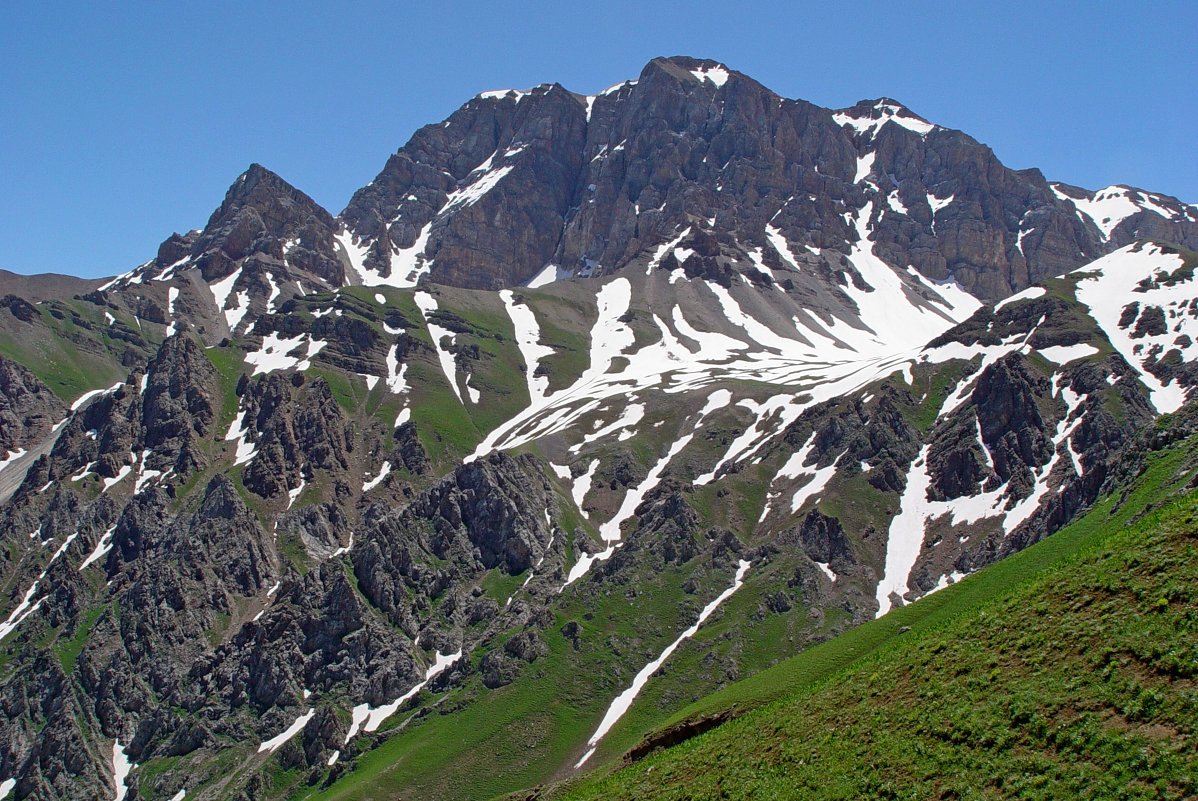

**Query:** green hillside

left=547, top=425, right=1198, bottom=801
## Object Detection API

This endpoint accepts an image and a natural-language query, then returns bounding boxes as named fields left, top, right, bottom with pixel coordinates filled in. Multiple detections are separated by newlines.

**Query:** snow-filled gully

left=414, top=291, right=474, bottom=404
left=500, top=289, right=554, bottom=405
left=574, top=559, right=752, bottom=768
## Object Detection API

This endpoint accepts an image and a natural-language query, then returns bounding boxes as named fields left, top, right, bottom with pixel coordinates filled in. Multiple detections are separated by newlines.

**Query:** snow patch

left=571, top=459, right=599, bottom=514
left=928, top=192, right=955, bottom=217
left=414, top=292, right=465, bottom=404
left=78, top=524, right=117, bottom=572
left=166, top=287, right=181, bottom=336
left=1038, top=343, right=1099, bottom=365
left=258, top=706, right=316, bottom=753
left=112, top=740, right=134, bottom=801
left=854, top=151, right=876, bottom=184
left=445, top=164, right=513, bottom=211
left=790, top=451, right=843, bottom=513
left=363, top=462, right=391, bottom=493
left=225, top=407, right=258, bottom=467
left=526, top=262, right=562, bottom=288
left=286, top=477, right=306, bottom=509
left=833, top=101, right=936, bottom=138
left=501, top=289, right=555, bottom=406
left=478, top=88, right=528, bottom=101
left=690, top=65, right=730, bottom=87
left=71, top=381, right=124, bottom=412
left=994, top=286, right=1046, bottom=313
left=765, top=225, right=803, bottom=273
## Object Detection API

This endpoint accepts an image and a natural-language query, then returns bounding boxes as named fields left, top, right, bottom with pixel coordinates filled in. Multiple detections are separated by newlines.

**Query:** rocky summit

left=0, top=56, right=1196, bottom=801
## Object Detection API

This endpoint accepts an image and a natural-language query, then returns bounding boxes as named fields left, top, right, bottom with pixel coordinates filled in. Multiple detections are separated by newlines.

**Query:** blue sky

left=2, top=1, right=1195, bottom=277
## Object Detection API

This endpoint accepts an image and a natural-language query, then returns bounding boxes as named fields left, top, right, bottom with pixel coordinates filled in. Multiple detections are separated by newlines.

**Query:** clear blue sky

left=2, top=1, right=1195, bottom=278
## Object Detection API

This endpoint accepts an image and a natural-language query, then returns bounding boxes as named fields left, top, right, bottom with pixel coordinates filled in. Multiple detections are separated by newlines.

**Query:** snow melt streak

left=343, top=650, right=461, bottom=745
left=575, top=560, right=751, bottom=768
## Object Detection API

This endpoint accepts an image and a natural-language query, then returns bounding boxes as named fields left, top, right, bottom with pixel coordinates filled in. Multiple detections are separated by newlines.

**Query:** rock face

left=341, top=83, right=589, bottom=290
left=353, top=452, right=556, bottom=631
left=140, top=335, right=219, bottom=476
left=340, top=56, right=1198, bottom=301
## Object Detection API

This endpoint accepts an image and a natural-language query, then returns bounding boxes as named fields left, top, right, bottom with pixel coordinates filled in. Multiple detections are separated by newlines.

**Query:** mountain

left=0, top=56, right=1194, bottom=800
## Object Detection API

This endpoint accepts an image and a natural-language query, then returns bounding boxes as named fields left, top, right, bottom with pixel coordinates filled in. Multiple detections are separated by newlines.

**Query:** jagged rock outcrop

left=240, top=373, right=353, bottom=501
left=39, top=379, right=140, bottom=485
left=596, top=479, right=708, bottom=579
left=140, top=335, right=219, bottom=476
left=353, top=453, right=555, bottom=633
left=189, top=164, right=345, bottom=288
left=778, top=390, right=922, bottom=495
left=794, top=510, right=856, bottom=573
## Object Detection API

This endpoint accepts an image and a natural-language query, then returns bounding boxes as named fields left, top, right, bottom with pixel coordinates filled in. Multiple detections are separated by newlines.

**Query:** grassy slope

left=551, top=437, right=1198, bottom=801
left=0, top=299, right=137, bottom=403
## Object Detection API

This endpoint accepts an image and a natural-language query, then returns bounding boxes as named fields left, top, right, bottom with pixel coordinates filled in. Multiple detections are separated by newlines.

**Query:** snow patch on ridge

left=1051, top=184, right=1196, bottom=241
left=994, top=286, right=1046, bottom=313
left=833, top=101, right=936, bottom=138
left=690, top=65, right=730, bottom=87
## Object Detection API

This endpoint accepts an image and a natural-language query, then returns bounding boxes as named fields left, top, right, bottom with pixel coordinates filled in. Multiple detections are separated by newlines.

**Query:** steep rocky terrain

left=0, top=57, right=1195, bottom=800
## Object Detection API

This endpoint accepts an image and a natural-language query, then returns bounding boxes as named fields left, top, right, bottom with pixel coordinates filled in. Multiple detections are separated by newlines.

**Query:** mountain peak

left=219, top=162, right=311, bottom=211
left=832, top=97, right=937, bottom=138
left=644, top=55, right=735, bottom=88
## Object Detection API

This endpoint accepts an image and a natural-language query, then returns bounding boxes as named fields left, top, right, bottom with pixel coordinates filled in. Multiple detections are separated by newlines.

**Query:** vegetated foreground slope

left=549, top=411, right=1198, bottom=801
left=0, top=56, right=1196, bottom=801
